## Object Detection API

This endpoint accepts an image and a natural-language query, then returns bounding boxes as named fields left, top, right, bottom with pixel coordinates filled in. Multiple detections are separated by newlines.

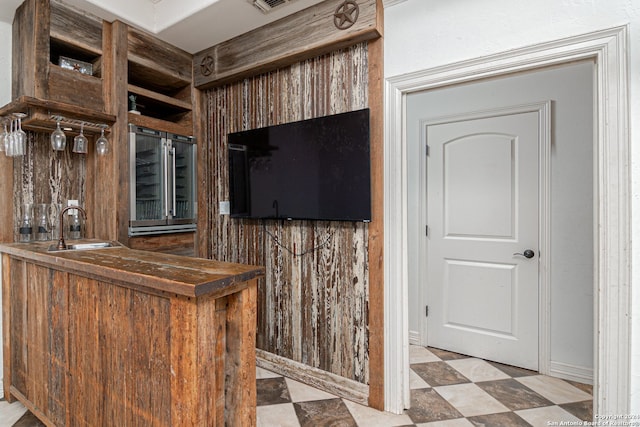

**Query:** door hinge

left=425, top=305, right=429, bottom=317
left=425, top=225, right=429, bottom=236
left=426, top=144, right=430, bottom=156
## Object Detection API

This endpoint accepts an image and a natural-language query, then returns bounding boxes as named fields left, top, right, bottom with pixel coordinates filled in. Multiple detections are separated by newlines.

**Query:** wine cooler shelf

left=129, top=124, right=196, bottom=236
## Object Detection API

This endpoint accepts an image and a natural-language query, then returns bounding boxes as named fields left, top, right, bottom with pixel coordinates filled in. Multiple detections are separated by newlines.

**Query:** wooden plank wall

left=202, top=42, right=370, bottom=384
left=11, top=132, right=86, bottom=242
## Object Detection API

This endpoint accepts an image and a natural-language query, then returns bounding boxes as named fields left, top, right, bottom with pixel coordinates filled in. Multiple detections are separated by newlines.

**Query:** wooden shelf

left=128, top=84, right=192, bottom=111
left=0, top=96, right=116, bottom=135
left=128, top=113, right=192, bottom=137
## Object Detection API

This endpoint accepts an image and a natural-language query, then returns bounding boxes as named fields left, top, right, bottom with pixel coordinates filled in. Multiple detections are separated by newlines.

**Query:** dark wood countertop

left=0, top=240, right=264, bottom=298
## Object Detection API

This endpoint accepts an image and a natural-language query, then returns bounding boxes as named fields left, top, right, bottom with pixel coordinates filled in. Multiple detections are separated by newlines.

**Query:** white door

left=426, top=110, right=539, bottom=370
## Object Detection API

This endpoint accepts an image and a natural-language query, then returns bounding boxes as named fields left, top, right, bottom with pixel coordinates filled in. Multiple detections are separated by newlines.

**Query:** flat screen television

left=227, top=108, right=371, bottom=221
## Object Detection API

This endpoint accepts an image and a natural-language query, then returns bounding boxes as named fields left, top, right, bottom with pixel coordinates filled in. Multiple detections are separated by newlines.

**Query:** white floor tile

left=257, top=402, right=301, bottom=427
left=445, top=358, right=510, bottom=383
left=417, top=418, right=475, bottom=427
left=434, top=383, right=509, bottom=417
left=257, top=366, right=283, bottom=379
left=516, top=375, right=593, bottom=404
left=342, top=399, right=414, bottom=427
left=0, top=400, right=28, bottom=427
left=410, top=369, right=431, bottom=389
left=284, top=377, right=336, bottom=403
left=410, top=345, right=441, bottom=364
left=516, top=405, right=582, bottom=427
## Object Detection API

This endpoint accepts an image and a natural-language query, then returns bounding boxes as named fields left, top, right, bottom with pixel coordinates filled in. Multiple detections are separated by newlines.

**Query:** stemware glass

left=6, top=118, right=15, bottom=157
left=14, top=113, right=27, bottom=157
left=72, top=122, right=88, bottom=154
left=48, top=203, right=62, bottom=240
left=51, top=121, right=67, bottom=151
left=96, top=127, right=109, bottom=156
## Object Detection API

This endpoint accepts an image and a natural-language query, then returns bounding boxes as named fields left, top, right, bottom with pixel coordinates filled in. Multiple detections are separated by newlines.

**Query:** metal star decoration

left=334, top=0, right=359, bottom=30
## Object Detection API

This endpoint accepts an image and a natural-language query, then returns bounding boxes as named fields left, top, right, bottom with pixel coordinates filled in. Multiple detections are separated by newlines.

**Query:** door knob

left=513, top=249, right=535, bottom=259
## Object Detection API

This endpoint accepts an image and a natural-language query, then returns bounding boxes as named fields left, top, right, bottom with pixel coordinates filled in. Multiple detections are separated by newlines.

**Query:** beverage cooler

left=129, top=125, right=197, bottom=236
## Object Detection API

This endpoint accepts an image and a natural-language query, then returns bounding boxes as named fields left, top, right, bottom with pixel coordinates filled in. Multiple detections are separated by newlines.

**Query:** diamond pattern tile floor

left=2, top=346, right=593, bottom=426
left=256, top=346, right=593, bottom=427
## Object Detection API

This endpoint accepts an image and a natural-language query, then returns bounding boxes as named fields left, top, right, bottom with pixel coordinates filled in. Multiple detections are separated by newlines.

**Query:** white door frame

left=383, top=26, right=630, bottom=414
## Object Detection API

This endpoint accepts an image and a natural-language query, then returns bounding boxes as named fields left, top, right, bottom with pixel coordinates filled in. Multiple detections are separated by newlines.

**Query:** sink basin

left=48, top=241, right=118, bottom=251
left=67, top=242, right=114, bottom=250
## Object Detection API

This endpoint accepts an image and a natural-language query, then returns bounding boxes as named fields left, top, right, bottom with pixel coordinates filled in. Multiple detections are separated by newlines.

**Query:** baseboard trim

left=409, top=330, right=421, bottom=346
left=548, top=361, right=593, bottom=385
left=256, top=349, right=370, bottom=406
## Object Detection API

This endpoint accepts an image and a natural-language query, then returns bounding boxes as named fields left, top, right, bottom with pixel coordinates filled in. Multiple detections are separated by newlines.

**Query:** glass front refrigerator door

left=168, top=134, right=196, bottom=224
left=130, top=127, right=166, bottom=226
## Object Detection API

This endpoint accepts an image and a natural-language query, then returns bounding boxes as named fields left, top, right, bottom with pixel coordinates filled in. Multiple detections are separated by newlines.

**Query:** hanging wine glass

left=51, top=121, right=66, bottom=151
left=6, top=117, right=15, bottom=157
left=96, top=126, right=109, bottom=156
left=14, top=113, right=27, bottom=157
left=72, top=122, right=88, bottom=154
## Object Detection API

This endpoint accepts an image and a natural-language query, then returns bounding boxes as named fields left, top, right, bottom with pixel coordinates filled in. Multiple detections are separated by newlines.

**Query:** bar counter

left=1, top=240, right=264, bottom=426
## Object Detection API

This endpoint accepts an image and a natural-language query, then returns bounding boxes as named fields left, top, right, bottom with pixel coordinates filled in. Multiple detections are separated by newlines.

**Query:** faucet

left=56, top=205, right=87, bottom=250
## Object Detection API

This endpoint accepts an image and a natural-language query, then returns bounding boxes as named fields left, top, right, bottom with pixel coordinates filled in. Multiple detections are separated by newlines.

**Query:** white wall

left=385, top=0, right=640, bottom=412
left=0, top=21, right=10, bottom=105
left=0, top=19, right=10, bottom=400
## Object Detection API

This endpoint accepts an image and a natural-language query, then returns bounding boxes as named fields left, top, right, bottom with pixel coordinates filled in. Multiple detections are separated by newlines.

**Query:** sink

left=67, top=242, right=114, bottom=250
left=48, top=241, right=118, bottom=251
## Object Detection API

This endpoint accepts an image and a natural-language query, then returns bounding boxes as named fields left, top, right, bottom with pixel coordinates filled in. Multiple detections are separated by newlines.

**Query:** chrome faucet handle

left=56, top=205, right=87, bottom=250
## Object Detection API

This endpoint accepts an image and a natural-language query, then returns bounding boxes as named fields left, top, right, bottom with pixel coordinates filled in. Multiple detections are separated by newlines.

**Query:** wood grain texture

left=50, top=0, right=103, bottom=55
left=1, top=254, right=14, bottom=401
left=129, top=232, right=196, bottom=256
left=366, top=3, right=384, bottom=408
left=2, top=248, right=260, bottom=426
left=47, top=64, right=104, bottom=111
left=201, top=43, right=371, bottom=386
left=107, top=21, right=131, bottom=245
left=128, top=26, right=193, bottom=88
left=12, top=0, right=106, bottom=111
left=9, top=132, right=85, bottom=243
left=11, top=0, right=49, bottom=100
left=194, top=0, right=381, bottom=89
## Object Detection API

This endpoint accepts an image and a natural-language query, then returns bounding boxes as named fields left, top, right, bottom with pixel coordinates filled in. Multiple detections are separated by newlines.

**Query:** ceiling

left=0, top=0, right=328, bottom=54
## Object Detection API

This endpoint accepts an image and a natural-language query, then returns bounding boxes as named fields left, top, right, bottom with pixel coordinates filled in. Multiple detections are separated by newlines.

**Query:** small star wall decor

left=334, top=0, right=359, bottom=30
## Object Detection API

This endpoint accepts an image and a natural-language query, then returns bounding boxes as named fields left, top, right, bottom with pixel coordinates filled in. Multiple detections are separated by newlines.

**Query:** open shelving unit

left=125, top=26, right=193, bottom=136
left=3, top=0, right=197, bottom=254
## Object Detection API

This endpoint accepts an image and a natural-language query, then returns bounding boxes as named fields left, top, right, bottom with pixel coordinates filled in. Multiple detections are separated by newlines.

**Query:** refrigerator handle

left=163, top=140, right=170, bottom=219
left=171, top=146, right=177, bottom=217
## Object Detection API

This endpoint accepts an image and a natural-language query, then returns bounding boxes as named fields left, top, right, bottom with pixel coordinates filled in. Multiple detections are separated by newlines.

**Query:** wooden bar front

left=0, top=242, right=264, bottom=426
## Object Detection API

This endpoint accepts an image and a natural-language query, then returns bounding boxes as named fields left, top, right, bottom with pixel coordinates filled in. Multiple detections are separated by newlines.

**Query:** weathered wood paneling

left=3, top=247, right=261, bottom=425
left=203, top=43, right=370, bottom=384
left=12, top=132, right=86, bottom=242
left=194, top=0, right=380, bottom=89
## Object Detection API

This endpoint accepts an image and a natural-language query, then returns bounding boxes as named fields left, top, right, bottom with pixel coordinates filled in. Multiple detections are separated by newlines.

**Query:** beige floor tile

left=257, top=366, right=283, bottom=379
left=516, top=405, right=582, bottom=427
left=410, top=369, right=431, bottom=389
left=410, top=345, right=441, bottom=364
left=257, top=403, right=301, bottom=427
left=284, top=377, right=336, bottom=403
left=343, top=399, right=414, bottom=426
left=417, top=418, right=475, bottom=427
left=516, top=375, right=593, bottom=404
left=435, top=383, right=509, bottom=417
left=0, top=400, right=28, bottom=427
left=446, top=358, right=510, bottom=383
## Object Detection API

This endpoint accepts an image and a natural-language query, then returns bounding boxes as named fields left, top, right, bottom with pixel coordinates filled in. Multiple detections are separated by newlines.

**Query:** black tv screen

left=227, top=108, right=371, bottom=222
